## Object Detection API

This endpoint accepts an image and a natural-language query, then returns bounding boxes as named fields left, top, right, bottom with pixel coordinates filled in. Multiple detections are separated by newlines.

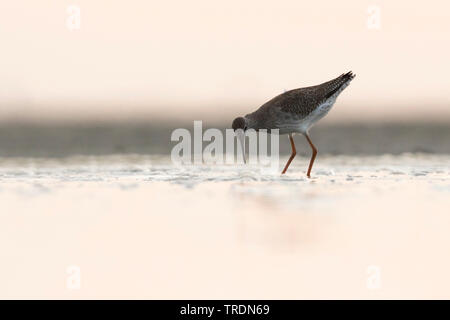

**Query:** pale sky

left=0, top=0, right=449, bottom=122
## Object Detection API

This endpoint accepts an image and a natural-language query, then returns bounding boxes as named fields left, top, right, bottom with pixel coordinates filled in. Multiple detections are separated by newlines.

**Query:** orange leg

left=305, top=133, right=318, bottom=178
left=281, top=134, right=296, bottom=174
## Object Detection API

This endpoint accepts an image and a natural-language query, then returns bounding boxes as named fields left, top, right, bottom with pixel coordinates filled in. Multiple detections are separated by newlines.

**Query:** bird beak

left=236, top=130, right=246, bottom=164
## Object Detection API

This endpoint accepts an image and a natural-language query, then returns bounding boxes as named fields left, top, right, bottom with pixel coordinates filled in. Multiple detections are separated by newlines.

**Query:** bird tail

left=341, top=71, right=355, bottom=83
left=325, top=71, right=355, bottom=99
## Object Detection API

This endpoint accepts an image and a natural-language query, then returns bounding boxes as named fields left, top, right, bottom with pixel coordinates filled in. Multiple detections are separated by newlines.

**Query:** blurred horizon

left=1, top=0, right=449, bottom=123
left=1, top=122, right=450, bottom=157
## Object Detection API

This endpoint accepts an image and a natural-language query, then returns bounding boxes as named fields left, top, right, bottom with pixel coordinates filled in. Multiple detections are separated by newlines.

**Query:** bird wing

left=267, top=71, right=355, bottom=118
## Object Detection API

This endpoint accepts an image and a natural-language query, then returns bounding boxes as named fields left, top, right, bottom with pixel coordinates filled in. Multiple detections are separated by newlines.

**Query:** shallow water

left=1, top=154, right=449, bottom=298
left=0, top=153, right=448, bottom=182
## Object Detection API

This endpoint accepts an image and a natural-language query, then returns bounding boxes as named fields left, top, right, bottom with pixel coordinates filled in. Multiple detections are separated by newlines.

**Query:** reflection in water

left=230, top=182, right=340, bottom=252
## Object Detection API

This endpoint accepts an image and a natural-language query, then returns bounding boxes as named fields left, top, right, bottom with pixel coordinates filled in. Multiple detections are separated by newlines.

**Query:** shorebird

left=232, top=71, right=355, bottom=177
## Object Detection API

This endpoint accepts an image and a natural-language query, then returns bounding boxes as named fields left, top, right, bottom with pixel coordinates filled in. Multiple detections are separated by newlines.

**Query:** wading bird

left=232, top=71, right=355, bottom=177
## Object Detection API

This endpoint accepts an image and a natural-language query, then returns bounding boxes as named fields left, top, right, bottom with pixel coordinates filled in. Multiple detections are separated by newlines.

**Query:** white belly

left=297, top=101, right=334, bottom=134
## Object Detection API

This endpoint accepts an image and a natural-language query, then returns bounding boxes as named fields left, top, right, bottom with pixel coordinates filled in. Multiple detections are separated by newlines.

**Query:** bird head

left=231, top=117, right=247, bottom=131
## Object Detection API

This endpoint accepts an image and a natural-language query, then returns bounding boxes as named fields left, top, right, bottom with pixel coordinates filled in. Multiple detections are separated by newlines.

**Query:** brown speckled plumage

left=243, top=71, right=355, bottom=133
left=279, top=71, right=354, bottom=116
